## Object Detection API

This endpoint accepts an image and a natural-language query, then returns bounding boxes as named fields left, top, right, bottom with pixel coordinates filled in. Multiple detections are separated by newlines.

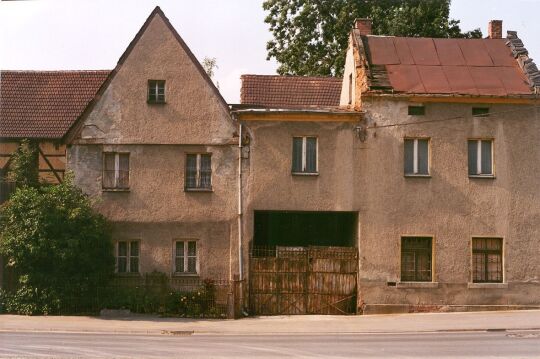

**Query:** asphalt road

left=1, top=331, right=539, bottom=358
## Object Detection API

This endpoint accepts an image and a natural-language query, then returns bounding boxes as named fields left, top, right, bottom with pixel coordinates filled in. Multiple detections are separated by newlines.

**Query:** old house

left=66, top=7, right=240, bottom=285
left=0, top=70, right=108, bottom=201
left=236, top=19, right=540, bottom=314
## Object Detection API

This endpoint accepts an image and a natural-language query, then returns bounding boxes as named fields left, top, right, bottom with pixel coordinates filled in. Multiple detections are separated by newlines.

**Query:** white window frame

left=470, top=139, right=494, bottom=176
left=116, top=240, right=139, bottom=274
left=185, top=153, right=212, bottom=190
left=404, top=138, right=430, bottom=176
left=293, top=136, right=318, bottom=174
left=103, top=152, right=129, bottom=189
left=174, top=240, right=198, bottom=275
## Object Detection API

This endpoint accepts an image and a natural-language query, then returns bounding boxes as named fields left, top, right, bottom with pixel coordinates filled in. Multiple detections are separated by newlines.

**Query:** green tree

left=0, top=175, right=114, bottom=314
left=263, top=0, right=482, bottom=76
left=7, top=139, right=39, bottom=188
left=202, top=56, right=220, bottom=89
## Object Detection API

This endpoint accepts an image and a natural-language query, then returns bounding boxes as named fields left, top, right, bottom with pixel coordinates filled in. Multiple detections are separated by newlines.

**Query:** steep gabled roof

left=240, top=75, right=343, bottom=109
left=355, top=30, right=538, bottom=96
left=0, top=70, right=110, bottom=139
left=65, top=6, right=230, bottom=143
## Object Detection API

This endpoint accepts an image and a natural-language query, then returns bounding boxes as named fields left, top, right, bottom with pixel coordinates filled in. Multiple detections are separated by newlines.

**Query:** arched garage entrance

left=249, top=211, right=358, bottom=315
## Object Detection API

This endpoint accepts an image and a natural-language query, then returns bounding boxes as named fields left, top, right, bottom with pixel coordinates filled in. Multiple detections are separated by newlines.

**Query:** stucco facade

left=67, top=9, right=239, bottom=283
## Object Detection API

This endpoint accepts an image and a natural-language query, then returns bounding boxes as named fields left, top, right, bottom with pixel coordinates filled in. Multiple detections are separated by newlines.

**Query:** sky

left=1, top=0, right=539, bottom=103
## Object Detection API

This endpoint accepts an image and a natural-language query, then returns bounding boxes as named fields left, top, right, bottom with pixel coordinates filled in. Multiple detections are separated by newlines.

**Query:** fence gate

left=249, top=246, right=358, bottom=315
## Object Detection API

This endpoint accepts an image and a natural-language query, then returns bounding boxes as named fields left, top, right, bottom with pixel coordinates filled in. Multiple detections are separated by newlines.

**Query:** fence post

left=228, top=274, right=242, bottom=319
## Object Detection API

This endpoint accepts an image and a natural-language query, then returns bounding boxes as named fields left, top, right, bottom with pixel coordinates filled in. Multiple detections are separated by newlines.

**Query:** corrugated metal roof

left=363, top=36, right=532, bottom=96
left=0, top=70, right=110, bottom=139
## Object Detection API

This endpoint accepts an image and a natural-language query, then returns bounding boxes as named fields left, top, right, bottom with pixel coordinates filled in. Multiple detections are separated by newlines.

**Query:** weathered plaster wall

left=68, top=12, right=238, bottom=281
left=357, top=98, right=540, bottom=308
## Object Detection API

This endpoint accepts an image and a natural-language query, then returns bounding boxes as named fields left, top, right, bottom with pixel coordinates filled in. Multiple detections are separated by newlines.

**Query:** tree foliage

left=263, top=0, right=482, bottom=76
left=6, top=139, right=39, bottom=188
left=0, top=175, right=114, bottom=314
left=202, top=56, right=220, bottom=89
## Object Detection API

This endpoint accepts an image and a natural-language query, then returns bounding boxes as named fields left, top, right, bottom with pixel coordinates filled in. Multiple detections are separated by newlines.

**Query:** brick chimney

left=355, top=18, right=372, bottom=36
left=488, top=20, right=503, bottom=39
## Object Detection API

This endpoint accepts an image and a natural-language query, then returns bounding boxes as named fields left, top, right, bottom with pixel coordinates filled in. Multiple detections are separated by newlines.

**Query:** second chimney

left=488, top=20, right=503, bottom=39
left=355, top=18, right=372, bottom=36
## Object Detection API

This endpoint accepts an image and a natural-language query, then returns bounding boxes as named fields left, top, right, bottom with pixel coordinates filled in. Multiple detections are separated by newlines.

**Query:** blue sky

left=1, top=0, right=539, bottom=103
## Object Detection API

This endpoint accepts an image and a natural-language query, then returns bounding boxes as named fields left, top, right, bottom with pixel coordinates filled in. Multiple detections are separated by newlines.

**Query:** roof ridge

left=241, top=74, right=342, bottom=80
left=1, top=70, right=111, bottom=73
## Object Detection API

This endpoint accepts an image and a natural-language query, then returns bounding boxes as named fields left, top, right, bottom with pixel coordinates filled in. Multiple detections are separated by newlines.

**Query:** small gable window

left=148, top=80, right=165, bottom=103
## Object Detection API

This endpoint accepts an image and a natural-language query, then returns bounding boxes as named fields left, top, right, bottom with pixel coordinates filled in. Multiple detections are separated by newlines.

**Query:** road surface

left=1, top=330, right=539, bottom=358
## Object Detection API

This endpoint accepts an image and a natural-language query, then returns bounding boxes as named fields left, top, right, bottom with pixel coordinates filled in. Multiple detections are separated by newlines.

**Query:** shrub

left=0, top=175, right=115, bottom=314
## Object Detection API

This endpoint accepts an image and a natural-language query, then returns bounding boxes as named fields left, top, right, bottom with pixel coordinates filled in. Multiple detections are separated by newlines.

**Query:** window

left=175, top=240, right=197, bottom=274
left=185, top=154, right=212, bottom=190
left=404, top=138, right=429, bottom=176
left=147, top=80, right=165, bottom=103
left=468, top=139, right=493, bottom=176
left=348, top=73, right=353, bottom=105
left=401, top=237, right=432, bottom=282
left=103, top=152, right=129, bottom=189
left=117, top=241, right=139, bottom=273
left=472, top=238, right=503, bottom=283
left=408, top=105, right=425, bottom=116
left=292, top=136, right=317, bottom=174
left=472, top=107, right=489, bottom=117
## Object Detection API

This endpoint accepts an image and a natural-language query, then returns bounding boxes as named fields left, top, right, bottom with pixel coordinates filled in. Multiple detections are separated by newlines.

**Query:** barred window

left=472, top=238, right=503, bottom=283
left=117, top=241, right=139, bottom=273
left=103, top=152, right=129, bottom=189
left=148, top=80, right=165, bottom=103
left=175, top=240, right=197, bottom=274
left=292, top=136, right=317, bottom=174
left=468, top=139, right=493, bottom=176
left=404, top=138, right=429, bottom=175
left=185, top=154, right=212, bottom=190
left=401, top=237, right=432, bottom=282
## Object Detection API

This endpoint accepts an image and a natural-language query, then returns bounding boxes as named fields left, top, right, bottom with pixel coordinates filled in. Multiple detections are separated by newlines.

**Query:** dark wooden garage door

left=249, top=246, right=358, bottom=315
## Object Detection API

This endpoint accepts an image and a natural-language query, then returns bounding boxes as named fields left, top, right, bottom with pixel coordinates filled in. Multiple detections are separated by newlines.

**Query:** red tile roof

left=240, top=75, right=342, bottom=108
left=0, top=70, right=110, bottom=139
left=362, top=36, right=533, bottom=96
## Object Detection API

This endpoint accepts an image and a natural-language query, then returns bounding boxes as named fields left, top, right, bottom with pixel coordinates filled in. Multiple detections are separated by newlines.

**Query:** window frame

left=472, top=107, right=490, bottom=117
left=292, top=136, right=318, bottom=175
left=471, top=237, right=503, bottom=284
left=184, top=153, right=212, bottom=191
left=348, top=73, right=353, bottom=105
left=116, top=240, right=140, bottom=274
left=400, top=236, right=434, bottom=282
left=147, top=80, right=166, bottom=104
left=102, top=152, right=130, bottom=190
left=404, top=137, right=431, bottom=177
left=173, top=239, right=199, bottom=275
left=468, top=138, right=495, bottom=178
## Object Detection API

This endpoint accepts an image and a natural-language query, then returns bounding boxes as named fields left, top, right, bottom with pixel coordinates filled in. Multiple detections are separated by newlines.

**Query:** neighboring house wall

left=67, top=10, right=238, bottom=282
left=356, top=98, right=540, bottom=310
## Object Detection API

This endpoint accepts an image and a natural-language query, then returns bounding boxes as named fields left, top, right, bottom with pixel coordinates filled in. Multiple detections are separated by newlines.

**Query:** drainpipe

left=237, top=123, right=244, bottom=281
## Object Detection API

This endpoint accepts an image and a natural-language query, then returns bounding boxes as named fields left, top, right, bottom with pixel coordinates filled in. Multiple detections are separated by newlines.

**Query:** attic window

left=472, top=107, right=489, bottom=117
left=408, top=105, right=425, bottom=116
left=148, top=80, right=165, bottom=104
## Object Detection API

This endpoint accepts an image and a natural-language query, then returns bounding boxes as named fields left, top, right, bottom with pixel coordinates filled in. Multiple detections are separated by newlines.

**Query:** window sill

left=292, top=172, right=319, bottom=176
left=468, top=282, right=507, bottom=289
left=396, top=282, right=439, bottom=289
left=147, top=101, right=166, bottom=105
left=469, top=175, right=495, bottom=179
left=404, top=174, right=431, bottom=178
left=103, top=188, right=130, bottom=192
left=184, top=188, right=213, bottom=193
left=172, top=273, right=199, bottom=277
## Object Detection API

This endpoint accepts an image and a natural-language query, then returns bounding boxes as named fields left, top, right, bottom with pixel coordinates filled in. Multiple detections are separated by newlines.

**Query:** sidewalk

left=2, top=310, right=540, bottom=336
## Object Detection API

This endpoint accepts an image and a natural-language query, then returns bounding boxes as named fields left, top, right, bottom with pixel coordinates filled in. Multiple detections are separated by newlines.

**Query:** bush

left=0, top=175, right=115, bottom=314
